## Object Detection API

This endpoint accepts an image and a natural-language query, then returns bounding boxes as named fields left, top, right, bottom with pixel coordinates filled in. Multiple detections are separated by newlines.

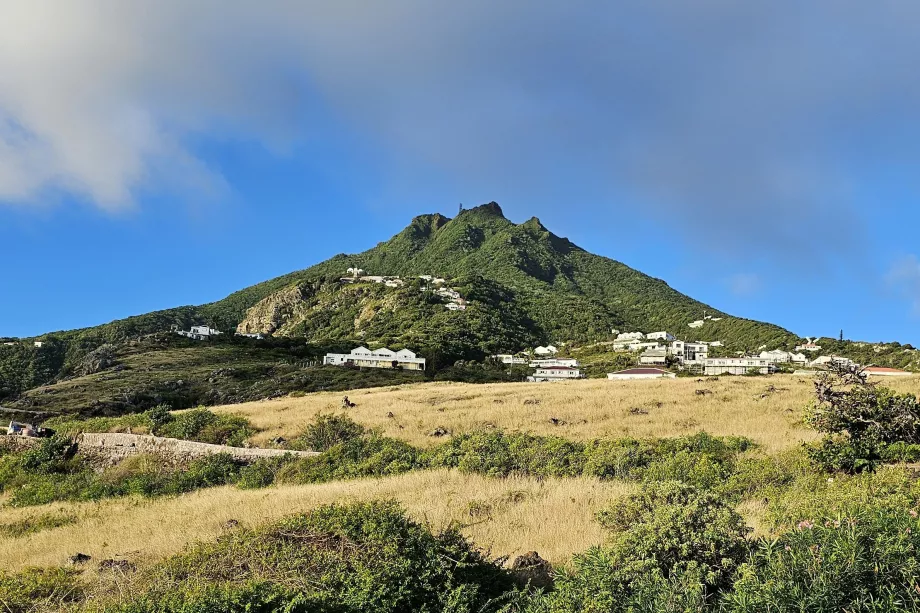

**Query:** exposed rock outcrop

left=236, top=283, right=312, bottom=336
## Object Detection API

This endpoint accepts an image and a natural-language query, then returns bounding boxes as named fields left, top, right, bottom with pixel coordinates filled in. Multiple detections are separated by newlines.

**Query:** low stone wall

left=0, top=435, right=41, bottom=452
left=76, top=432, right=319, bottom=465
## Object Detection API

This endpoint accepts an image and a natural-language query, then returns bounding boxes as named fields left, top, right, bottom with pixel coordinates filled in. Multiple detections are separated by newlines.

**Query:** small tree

left=806, top=362, right=920, bottom=472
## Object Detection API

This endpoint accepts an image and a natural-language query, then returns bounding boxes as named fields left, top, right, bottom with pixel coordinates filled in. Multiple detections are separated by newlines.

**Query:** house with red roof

left=864, top=366, right=913, bottom=377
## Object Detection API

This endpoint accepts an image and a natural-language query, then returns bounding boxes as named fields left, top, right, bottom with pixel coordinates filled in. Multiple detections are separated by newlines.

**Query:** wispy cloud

left=1, top=1, right=919, bottom=259
left=726, top=273, right=763, bottom=298
left=887, top=255, right=920, bottom=315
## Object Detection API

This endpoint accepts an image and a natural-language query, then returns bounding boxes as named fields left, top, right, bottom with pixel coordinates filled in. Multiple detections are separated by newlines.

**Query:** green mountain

left=224, top=202, right=795, bottom=347
left=2, top=202, right=814, bottom=413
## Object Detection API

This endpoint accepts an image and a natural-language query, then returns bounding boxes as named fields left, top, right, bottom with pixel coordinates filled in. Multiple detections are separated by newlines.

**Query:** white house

left=639, top=348, right=669, bottom=365
left=689, top=320, right=704, bottom=329
left=615, top=332, right=645, bottom=342
left=810, top=355, right=855, bottom=369
left=796, top=338, right=822, bottom=352
left=33, top=341, right=43, bottom=348
left=607, top=367, right=676, bottom=380
left=178, top=326, right=223, bottom=341
left=323, top=347, right=426, bottom=370
left=238, top=332, right=265, bottom=340
left=534, top=345, right=559, bottom=356
left=419, top=275, right=446, bottom=285
left=530, top=358, right=579, bottom=368
left=671, top=341, right=708, bottom=363
left=492, top=354, right=529, bottom=365
left=709, top=341, right=724, bottom=347
left=646, top=331, right=676, bottom=342
left=790, top=353, right=808, bottom=364
left=760, top=350, right=792, bottom=364
left=527, top=366, right=583, bottom=382
left=703, top=357, right=776, bottom=376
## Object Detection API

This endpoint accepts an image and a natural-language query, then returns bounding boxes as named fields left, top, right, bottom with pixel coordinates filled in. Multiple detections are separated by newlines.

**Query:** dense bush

left=425, top=430, right=588, bottom=478
left=154, top=408, right=253, bottom=446
left=278, top=435, right=419, bottom=485
left=425, top=430, right=767, bottom=499
left=537, top=482, right=750, bottom=612
left=806, top=364, right=920, bottom=472
left=291, top=412, right=366, bottom=452
left=724, top=505, right=920, bottom=611
left=98, top=500, right=517, bottom=613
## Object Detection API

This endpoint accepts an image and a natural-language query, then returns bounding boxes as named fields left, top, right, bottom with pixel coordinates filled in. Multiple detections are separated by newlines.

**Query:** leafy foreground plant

left=533, top=481, right=750, bottom=613
left=79, top=500, right=520, bottom=613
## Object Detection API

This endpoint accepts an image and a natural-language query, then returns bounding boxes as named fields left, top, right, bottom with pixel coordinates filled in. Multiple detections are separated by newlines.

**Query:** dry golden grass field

left=0, top=470, right=631, bottom=573
left=3, top=374, right=918, bottom=577
left=214, top=375, right=920, bottom=452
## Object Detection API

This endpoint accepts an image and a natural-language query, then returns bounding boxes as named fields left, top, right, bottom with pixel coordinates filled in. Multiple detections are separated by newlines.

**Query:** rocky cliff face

left=236, top=283, right=312, bottom=336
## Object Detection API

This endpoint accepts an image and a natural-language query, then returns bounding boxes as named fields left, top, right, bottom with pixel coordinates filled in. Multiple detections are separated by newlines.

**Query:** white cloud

left=726, top=273, right=763, bottom=297
left=0, top=0, right=919, bottom=263
left=887, top=255, right=920, bottom=315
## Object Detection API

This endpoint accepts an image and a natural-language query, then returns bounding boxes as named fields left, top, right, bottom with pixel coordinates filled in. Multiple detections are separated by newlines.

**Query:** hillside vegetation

left=0, top=203, right=802, bottom=408
left=3, top=203, right=916, bottom=418
left=5, top=372, right=920, bottom=611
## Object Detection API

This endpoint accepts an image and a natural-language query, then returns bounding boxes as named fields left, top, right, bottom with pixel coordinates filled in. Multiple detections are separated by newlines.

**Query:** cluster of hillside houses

left=174, top=325, right=263, bottom=341
left=611, top=330, right=842, bottom=375
left=340, top=270, right=467, bottom=311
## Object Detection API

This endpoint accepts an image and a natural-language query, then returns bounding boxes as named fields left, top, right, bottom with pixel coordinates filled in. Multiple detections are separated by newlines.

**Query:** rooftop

left=611, top=368, right=672, bottom=375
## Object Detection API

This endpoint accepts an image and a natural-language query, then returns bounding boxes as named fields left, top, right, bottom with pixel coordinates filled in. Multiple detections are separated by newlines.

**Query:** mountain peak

left=521, top=216, right=547, bottom=232
left=461, top=201, right=505, bottom=218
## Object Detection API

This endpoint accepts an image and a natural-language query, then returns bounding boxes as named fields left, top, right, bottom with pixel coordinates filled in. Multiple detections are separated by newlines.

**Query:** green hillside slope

left=0, top=202, right=816, bottom=406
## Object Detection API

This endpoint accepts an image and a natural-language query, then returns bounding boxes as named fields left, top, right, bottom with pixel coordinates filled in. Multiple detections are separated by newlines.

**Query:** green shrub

left=17, top=435, right=75, bottom=474
left=582, top=438, right=654, bottom=479
left=278, top=436, right=419, bottom=484
left=103, top=500, right=515, bottom=613
left=155, top=408, right=253, bottom=446
left=0, top=567, right=84, bottom=613
left=539, top=482, right=749, bottom=612
left=724, top=506, right=920, bottom=611
left=425, top=430, right=586, bottom=478
left=292, top=413, right=366, bottom=452
left=596, top=481, right=751, bottom=590
left=237, top=456, right=298, bottom=489
left=44, top=405, right=253, bottom=446
left=882, top=442, right=920, bottom=463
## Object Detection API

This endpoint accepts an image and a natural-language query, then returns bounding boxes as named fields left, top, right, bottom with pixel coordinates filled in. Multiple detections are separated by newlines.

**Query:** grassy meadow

left=0, top=470, right=632, bottom=573
left=215, top=374, right=850, bottom=451
left=4, top=373, right=920, bottom=611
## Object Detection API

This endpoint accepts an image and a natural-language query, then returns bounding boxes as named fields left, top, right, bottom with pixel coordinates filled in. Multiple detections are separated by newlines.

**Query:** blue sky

left=1, top=1, right=919, bottom=345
